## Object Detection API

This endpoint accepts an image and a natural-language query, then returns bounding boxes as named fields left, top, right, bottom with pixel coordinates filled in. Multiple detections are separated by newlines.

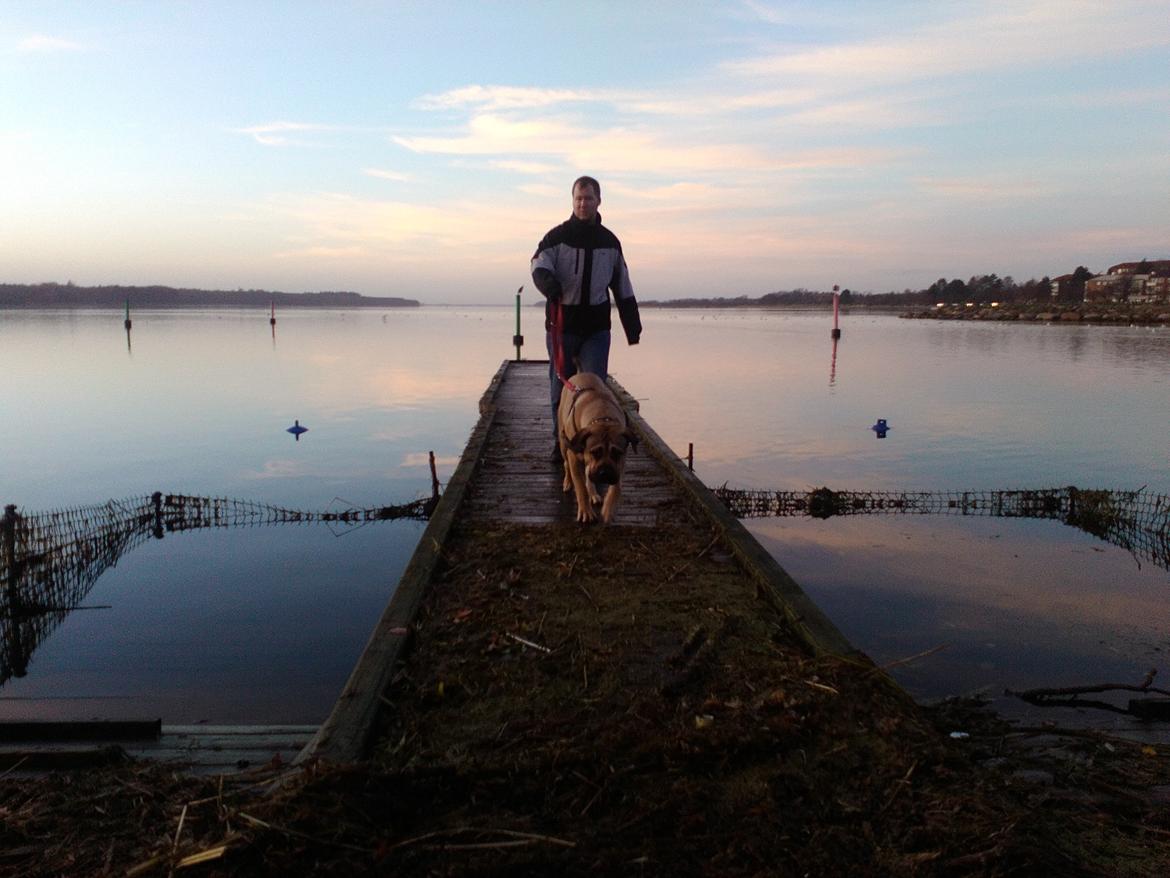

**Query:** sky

left=2, top=1, right=1169, bottom=303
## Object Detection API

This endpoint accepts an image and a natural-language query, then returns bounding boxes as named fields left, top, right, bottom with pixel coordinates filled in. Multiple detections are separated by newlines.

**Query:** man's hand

left=532, top=268, right=562, bottom=302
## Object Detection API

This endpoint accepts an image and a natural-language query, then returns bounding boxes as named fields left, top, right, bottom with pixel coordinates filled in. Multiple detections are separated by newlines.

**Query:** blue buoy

left=287, top=420, right=308, bottom=440
left=871, top=418, right=889, bottom=439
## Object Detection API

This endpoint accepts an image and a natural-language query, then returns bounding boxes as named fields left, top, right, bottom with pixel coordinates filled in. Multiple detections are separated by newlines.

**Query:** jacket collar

left=568, top=211, right=602, bottom=226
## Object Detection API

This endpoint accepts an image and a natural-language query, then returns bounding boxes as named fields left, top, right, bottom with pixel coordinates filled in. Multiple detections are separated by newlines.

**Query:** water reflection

left=0, top=494, right=431, bottom=688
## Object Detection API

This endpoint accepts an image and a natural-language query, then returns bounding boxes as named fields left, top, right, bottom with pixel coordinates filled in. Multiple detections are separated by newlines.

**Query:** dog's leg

left=600, top=483, right=622, bottom=524
left=560, top=441, right=573, bottom=493
left=588, top=478, right=602, bottom=507
left=569, top=458, right=597, bottom=523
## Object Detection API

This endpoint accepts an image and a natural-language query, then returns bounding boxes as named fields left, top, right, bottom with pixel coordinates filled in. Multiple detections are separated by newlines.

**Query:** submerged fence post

left=151, top=491, right=165, bottom=539
left=2, top=505, right=18, bottom=581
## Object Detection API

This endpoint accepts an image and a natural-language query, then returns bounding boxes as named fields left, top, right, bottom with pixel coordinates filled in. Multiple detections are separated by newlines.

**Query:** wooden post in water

left=429, top=451, right=440, bottom=500
left=2, top=505, right=17, bottom=584
left=123, top=299, right=132, bottom=331
left=831, top=285, right=841, bottom=339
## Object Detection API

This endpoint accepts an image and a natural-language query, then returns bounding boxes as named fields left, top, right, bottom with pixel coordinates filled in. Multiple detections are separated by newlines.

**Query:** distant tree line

left=643, top=267, right=1100, bottom=308
left=0, top=282, right=419, bottom=309
left=876, top=266, right=1094, bottom=306
left=642, top=289, right=856, bottom=308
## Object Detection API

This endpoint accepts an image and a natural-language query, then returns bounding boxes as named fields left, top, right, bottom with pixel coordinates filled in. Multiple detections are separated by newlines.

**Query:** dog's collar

left=587, top=415, right=622, bottom=426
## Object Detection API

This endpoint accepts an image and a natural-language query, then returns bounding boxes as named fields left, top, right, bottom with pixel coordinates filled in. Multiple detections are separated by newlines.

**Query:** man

left=530, top=176, right=642, bottom=451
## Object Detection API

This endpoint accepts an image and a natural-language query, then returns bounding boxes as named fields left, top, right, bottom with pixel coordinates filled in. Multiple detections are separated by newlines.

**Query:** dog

left=557, top=372, right=638, bottom=524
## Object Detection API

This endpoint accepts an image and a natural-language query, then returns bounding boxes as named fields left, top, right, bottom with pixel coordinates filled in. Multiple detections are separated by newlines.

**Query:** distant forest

left=0, top=282, right=419, bottom=309
left=642, top=268, right=1095, bottom=308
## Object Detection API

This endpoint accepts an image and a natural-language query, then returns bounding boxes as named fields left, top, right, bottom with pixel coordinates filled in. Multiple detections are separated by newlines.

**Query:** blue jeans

left=547, top=329, right=611, bottom=433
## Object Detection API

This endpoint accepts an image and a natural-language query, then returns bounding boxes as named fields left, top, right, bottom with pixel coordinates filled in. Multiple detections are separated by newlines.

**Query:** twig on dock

left=696, top=533, right=721, bottom=560
left=387, top=827, right=576, bottom=851
left=0, top=755, right=29, bottom=778
left=171, top=802, right=188, bottom=855
left=504, top=632, right=552, bottom=654
left=237, top=812, right=373, bottom=854
left=576, top=582, right=599, bottom=612
left=805, top=680, right=840, bottom=695
left=870, top=643, right=949, bottom=675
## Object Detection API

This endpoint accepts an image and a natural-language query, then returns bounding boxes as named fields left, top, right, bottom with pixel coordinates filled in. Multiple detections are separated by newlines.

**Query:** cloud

left=273, top=245, right=366, bottom=259
left=363, top=168, right=413, bottom=182
left=491, top=159, right=559, bottom=175
left=394, top=112, right=900, bottom=179
left=413, top=84, right=608, bottom=111
left=728, top=1, right=1170, bottom=84
left=17, top=34, right=83, bottom=52
left=913, top=176, right=1054, bottom=201
left=517, top=182, right=561, bottom=198
left=245, top=191, right=535, bottom=267
left=234, top=121, right=337, bottom=146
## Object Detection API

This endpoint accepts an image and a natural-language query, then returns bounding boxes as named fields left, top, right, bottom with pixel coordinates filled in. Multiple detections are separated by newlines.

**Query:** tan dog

left=557, top=372, right=639, bottom=524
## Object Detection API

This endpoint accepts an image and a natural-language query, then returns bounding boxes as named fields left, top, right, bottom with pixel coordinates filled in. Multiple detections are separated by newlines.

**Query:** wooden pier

left=304, top=359, right=859, bottom=764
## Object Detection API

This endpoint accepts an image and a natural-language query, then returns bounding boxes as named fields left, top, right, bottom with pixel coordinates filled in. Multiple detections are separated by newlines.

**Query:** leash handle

left=553, top=300, right=578, bottom=393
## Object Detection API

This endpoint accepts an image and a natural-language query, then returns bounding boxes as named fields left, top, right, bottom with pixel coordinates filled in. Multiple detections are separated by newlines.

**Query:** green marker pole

left=124, top=298, right=132, bottom=330
left=513, top=285, right=524, bottom=361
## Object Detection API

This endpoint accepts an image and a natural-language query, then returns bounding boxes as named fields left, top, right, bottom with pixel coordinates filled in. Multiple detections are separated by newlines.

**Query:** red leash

left=552, top=301, right=578, bottom=393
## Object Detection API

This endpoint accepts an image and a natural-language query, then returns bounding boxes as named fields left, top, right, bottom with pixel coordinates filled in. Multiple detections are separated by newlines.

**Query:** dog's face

left=568, top=425, right=638, bottom=485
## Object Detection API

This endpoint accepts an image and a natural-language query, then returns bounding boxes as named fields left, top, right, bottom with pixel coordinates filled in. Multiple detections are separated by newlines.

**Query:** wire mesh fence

left=1, top=492, right=434, bottom=685
left=712, top=485, right=1170, bottom=573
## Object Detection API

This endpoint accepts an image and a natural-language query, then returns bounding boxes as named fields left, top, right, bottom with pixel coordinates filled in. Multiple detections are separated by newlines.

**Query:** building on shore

left=1084, top=260, right=1170, bottom=303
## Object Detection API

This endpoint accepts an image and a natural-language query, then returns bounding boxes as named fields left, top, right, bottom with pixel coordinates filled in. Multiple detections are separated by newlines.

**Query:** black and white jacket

left=530, top=213, right=642, bottom=344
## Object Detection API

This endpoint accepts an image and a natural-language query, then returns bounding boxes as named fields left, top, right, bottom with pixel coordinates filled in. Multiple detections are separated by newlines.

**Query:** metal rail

left=713, top=485, right=1170, bottom=573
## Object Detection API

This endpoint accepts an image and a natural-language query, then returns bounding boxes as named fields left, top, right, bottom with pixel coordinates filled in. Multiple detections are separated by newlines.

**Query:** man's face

left=572, top=182, right=600, bottom=222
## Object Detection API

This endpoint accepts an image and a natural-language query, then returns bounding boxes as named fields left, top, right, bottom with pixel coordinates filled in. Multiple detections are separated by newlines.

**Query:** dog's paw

left=576, top=504, right=597, bottom=523
left=588, top=489, right=602, bottom=506
left=562, top=475, right=573, bottom=492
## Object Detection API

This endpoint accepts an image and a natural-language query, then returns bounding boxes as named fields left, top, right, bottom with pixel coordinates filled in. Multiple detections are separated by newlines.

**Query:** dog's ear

left=624, top=430, right=639, bottom=453
left=569, top=428, right=591, bottom=453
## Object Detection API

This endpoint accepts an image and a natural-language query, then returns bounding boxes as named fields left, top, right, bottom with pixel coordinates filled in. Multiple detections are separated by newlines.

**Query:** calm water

left=2, top=307, right=1168, bottom=731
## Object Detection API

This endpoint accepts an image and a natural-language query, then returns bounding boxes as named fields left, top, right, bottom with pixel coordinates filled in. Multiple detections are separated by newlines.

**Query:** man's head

left=572, top=176, right=601, bottom=222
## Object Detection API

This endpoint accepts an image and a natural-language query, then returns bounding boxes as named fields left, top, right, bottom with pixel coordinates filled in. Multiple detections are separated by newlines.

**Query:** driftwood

left=1009, top=668, right=1170, bottom=717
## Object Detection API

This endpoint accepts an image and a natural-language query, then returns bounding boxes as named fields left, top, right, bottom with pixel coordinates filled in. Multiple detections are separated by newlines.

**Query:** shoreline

left=902, top=302, right=1170, bottom=325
